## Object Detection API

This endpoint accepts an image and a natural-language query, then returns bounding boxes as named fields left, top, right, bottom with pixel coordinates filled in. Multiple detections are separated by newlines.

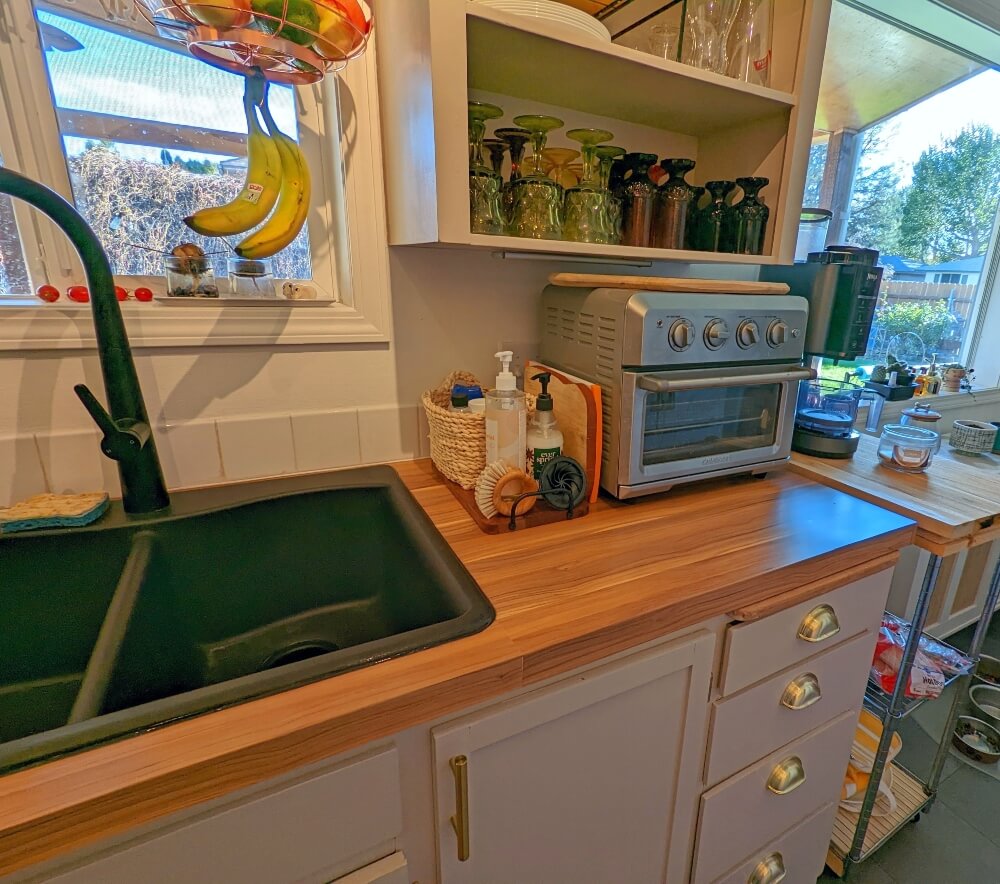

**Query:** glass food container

left=163, top=255, right=218, bottom=298
left=228, top=258, right=277, bottom=298
left=877, top=424, right=941, bottom=473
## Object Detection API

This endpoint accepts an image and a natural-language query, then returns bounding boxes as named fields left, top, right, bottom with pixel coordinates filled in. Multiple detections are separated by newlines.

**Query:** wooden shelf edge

left=465, top=1, right=798, bottom=110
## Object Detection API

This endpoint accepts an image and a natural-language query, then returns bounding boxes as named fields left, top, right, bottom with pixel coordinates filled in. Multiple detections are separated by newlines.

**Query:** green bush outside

left=874, top=300, right=954, bottom=350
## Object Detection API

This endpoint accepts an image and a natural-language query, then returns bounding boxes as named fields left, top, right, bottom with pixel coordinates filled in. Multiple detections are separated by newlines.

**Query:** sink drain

left=260, top=640, right=340, bottom=671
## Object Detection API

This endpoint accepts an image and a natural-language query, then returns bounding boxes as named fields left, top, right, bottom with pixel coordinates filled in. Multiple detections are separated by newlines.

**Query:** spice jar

left=877, top=424, right=941, bottom=473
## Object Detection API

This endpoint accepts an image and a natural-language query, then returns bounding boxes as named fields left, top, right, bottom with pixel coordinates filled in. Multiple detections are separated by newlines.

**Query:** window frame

left=0, top=0, right=392, bottom=348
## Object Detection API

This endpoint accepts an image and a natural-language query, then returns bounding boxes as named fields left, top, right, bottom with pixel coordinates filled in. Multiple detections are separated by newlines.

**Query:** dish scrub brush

left=475, top=461, right=538, bottom=519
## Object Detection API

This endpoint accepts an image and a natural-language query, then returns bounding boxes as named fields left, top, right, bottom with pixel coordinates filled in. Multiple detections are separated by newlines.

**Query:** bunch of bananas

left=185, top=75, right=310, bottom=259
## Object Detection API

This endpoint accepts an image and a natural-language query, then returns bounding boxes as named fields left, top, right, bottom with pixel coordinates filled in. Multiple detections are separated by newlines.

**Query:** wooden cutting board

left=525, top=360, right=602, bottom=503
left=548, top=272, right=790, bottom=295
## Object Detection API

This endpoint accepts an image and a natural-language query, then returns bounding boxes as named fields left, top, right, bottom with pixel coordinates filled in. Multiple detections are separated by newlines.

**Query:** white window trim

left=0, top=0, right=392, bottom=348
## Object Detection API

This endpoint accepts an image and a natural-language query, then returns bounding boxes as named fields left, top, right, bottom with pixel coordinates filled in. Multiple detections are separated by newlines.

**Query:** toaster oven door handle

left=637, top=367, right=815, bottom=393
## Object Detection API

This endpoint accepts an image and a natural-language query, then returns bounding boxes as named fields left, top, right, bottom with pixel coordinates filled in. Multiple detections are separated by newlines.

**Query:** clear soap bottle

left=485, top=350, right=526, bottom=470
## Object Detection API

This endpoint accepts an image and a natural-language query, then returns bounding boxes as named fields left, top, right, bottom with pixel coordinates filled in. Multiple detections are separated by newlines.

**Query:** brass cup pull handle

left=450, top=755, right=470, bottom=862
left=748, top=851, right=787, bottom=884
left=780, top=672, right=822, bottom=710
left=766, top=756, right=806, bottom=795
left=797, top=604, right=841, bottom=643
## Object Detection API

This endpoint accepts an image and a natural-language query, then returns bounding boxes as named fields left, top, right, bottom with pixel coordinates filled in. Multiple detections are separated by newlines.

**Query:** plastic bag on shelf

left=869, top=612, right=972, bottom=699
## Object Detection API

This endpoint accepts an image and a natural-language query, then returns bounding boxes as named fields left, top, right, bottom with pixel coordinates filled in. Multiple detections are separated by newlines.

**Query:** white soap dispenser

left=485, top=350, right=526, bottom=470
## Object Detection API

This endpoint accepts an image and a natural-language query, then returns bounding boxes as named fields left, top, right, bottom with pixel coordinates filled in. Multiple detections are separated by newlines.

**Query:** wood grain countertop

left=0, top=461, right=915, bottom=876
left=791, top=433, right=1000, bottom=555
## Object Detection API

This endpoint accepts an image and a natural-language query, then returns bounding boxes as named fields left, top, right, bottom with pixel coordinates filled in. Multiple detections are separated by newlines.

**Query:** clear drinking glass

left=727, top=0, right=773, bottom=86
left=509, top=114, right=565, bottom=240
left=468, top=101, right=506, bottom=235
left=648, top=24, right=680, bottom=60
left=228, top=257, right=276, bottom=298
left=563, top=128, right=615, bottom=244
left=683, top=0, right=738, bottom=74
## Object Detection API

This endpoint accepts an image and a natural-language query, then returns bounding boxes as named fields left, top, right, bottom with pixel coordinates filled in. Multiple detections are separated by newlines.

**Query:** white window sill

left=0, top=298, right=390, bottom=349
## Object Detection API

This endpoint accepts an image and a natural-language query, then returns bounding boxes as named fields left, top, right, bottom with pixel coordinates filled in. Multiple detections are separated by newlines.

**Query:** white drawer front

left=707, top=629, right=877, bottom=786
left=712, top=802, right=838, bottom=884
left=693, top=711, right=856, bottom=884
left=720, top=569, right=892, bottom=696
left=36, top=748, right=402, bottom=884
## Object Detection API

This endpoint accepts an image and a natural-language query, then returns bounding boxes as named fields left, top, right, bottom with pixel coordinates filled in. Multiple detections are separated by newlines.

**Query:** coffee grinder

left=761, top=245, right=884, bottom=457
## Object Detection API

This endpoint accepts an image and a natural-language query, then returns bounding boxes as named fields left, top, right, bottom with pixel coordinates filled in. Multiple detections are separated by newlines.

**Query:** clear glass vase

left=727, top=0, right=773, bottom=87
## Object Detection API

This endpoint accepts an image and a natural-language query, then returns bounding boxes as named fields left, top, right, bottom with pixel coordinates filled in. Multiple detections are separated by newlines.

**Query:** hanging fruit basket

left=134, top=0, right=372, bottom=84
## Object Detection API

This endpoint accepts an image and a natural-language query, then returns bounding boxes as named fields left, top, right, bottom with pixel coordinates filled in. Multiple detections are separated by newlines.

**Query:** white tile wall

left=2, top=405, right=426, bottom=507
left=0, top=434, right=48, bottom=507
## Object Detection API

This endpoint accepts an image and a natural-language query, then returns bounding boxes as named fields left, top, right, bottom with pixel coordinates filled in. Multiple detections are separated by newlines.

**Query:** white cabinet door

left=433, top=632, right=715, bottom=884
left=330, top=852, right=408, bottom=884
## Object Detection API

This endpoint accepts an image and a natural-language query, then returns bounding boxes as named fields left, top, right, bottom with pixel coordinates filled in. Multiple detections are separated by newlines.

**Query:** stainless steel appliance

left=539, top=286, right=811, bottom=498
left=760, top=245, right=883, bottom=361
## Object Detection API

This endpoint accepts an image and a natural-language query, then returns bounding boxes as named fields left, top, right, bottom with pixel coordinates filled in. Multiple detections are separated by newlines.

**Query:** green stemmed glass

left=494, top=126, right=532, bottom=225
left=595, top=145, right=626, bottom=243
left=468, top=101, right=505, bottom=235
left=562, top=129, right=615, bottom=244
left=509, top=114, right=564, bottom=240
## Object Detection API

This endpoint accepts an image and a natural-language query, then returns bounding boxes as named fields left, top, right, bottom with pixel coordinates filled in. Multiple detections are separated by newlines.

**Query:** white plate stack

left=475, top=0, right=612, bottom=43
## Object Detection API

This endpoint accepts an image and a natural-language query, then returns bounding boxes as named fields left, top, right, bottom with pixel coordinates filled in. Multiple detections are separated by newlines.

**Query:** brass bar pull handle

left=450, top=755, right=470, bottom=862
left=748, top=851, right=786, bottom=884
left=797, top=604, right=841, bottom=643
left=780, top=673, right=822, bottom=710
left=766, top=756, right=806, bottom=795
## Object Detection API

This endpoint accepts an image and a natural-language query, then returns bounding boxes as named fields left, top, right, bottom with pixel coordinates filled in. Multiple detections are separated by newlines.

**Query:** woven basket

left=422, top=371, right=535, bottom=489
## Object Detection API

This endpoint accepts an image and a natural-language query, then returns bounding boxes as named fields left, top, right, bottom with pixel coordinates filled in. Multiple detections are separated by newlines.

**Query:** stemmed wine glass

left=482, top=138, right=507, bottom=176
left=563, top=128, right=615, bottom=244
left=542, top=148, right=582, bottom=189
left=509, top=114, right=564, bottom=240
left=494, top=127, right=531, bottom=224
left=595, top=145, right=626, bottom=243
left=467, top=101, right=505, bottom=235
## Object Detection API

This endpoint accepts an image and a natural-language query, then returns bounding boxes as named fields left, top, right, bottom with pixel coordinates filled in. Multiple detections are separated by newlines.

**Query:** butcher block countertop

left=792, top=433, right=1000, bottom=555
left=0, top=460, right=914, bottom=875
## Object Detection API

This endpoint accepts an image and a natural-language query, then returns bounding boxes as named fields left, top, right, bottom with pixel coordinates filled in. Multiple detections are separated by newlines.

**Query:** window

left=33, top=6, right=312, bottom=282
left=0, top=0, right=390, bottom=346
left=804, top=0, right=1000, bottom=379
left=933, top=273, right=969, bottom=285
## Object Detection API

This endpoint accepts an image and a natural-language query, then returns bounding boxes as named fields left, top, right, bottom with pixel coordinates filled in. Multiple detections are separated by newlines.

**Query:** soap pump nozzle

left=532, top=372, right=554, bottom=412
left=494, top=350, right=517, bottom=391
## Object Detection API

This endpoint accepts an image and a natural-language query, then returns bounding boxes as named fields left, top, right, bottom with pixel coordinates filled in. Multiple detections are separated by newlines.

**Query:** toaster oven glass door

left=641, top=383, right=781, bottom=466
left=621, top=366, right=812, bottom=486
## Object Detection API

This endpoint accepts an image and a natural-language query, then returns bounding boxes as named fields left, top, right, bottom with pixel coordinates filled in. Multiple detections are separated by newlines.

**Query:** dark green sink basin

left=0, top=466, right=494, bottom=773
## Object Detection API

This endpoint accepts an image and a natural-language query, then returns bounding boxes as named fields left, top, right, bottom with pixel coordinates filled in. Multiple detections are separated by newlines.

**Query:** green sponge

left=0, top=492, right=110, bottom=534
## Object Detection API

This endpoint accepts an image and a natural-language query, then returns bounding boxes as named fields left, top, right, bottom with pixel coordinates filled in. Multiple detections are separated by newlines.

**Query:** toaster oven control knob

left=668, top=318, right=695, bottom=351
left=767, top=320, right=789, bottom=347
left=704, top=319, right=730, bottom=349
left=736, top=319, right=760, bottom=348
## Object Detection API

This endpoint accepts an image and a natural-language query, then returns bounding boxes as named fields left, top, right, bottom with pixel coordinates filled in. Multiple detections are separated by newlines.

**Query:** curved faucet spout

left=0, top=167, right=170, bottom=515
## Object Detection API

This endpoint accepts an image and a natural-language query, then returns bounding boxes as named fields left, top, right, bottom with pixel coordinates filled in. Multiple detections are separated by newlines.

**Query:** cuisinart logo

left=701, top=453, right=733, bottom=466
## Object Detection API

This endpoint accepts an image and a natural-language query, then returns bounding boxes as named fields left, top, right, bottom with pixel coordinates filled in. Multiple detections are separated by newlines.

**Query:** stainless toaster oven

left=539, top=286, right=811, bottom=498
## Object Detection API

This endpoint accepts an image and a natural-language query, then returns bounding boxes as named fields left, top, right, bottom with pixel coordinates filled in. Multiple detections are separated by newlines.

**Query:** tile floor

left=819, top=615, right=1000, bottom=882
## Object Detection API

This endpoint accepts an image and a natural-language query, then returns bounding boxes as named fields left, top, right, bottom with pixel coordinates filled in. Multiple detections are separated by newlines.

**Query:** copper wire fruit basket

left=134, top=0, right=371, bottom=84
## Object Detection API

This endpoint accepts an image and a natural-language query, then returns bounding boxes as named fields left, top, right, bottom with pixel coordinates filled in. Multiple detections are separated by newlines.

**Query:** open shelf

left=827, top=763, right=932, bottom=876
left=467, top=233, right=778, bottom=265
left=466, top=3, right=796, bottom=135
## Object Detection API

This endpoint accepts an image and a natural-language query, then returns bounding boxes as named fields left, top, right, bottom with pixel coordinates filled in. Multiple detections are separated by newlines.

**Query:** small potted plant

left=942, top=363, right=968, bottom=393
left=867, top=355, right=918, bottom=400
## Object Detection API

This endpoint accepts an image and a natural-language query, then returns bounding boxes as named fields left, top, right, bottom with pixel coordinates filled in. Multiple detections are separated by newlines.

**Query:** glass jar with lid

left=877, top=424, right=941, bottom=473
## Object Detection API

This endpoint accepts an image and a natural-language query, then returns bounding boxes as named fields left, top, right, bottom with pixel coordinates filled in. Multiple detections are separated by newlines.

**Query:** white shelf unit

left=375, top=0, right=833, bottom=265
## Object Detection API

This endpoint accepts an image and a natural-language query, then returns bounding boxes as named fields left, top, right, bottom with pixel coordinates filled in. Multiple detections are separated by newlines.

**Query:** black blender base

left=792, top=427, right=861, bottom=459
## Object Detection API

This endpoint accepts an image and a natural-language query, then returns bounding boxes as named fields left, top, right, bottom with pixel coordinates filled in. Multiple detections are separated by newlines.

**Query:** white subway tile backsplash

left=24, top=405, right=425, bottom=497
left=35, top=429, right=117, bottom=496
left=217, top=414, right=296, bottom=480
left=291, top=409, right=360, bottom=472
left=0, top=434, right=49, bottom=507
left=157, top=421, right=224, bottom=489
left=358, top=405, right=421, bottom=464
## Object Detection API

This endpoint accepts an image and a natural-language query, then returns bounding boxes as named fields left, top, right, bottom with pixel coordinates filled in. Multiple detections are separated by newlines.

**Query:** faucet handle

left=74, top=384, right=151, bottom=462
